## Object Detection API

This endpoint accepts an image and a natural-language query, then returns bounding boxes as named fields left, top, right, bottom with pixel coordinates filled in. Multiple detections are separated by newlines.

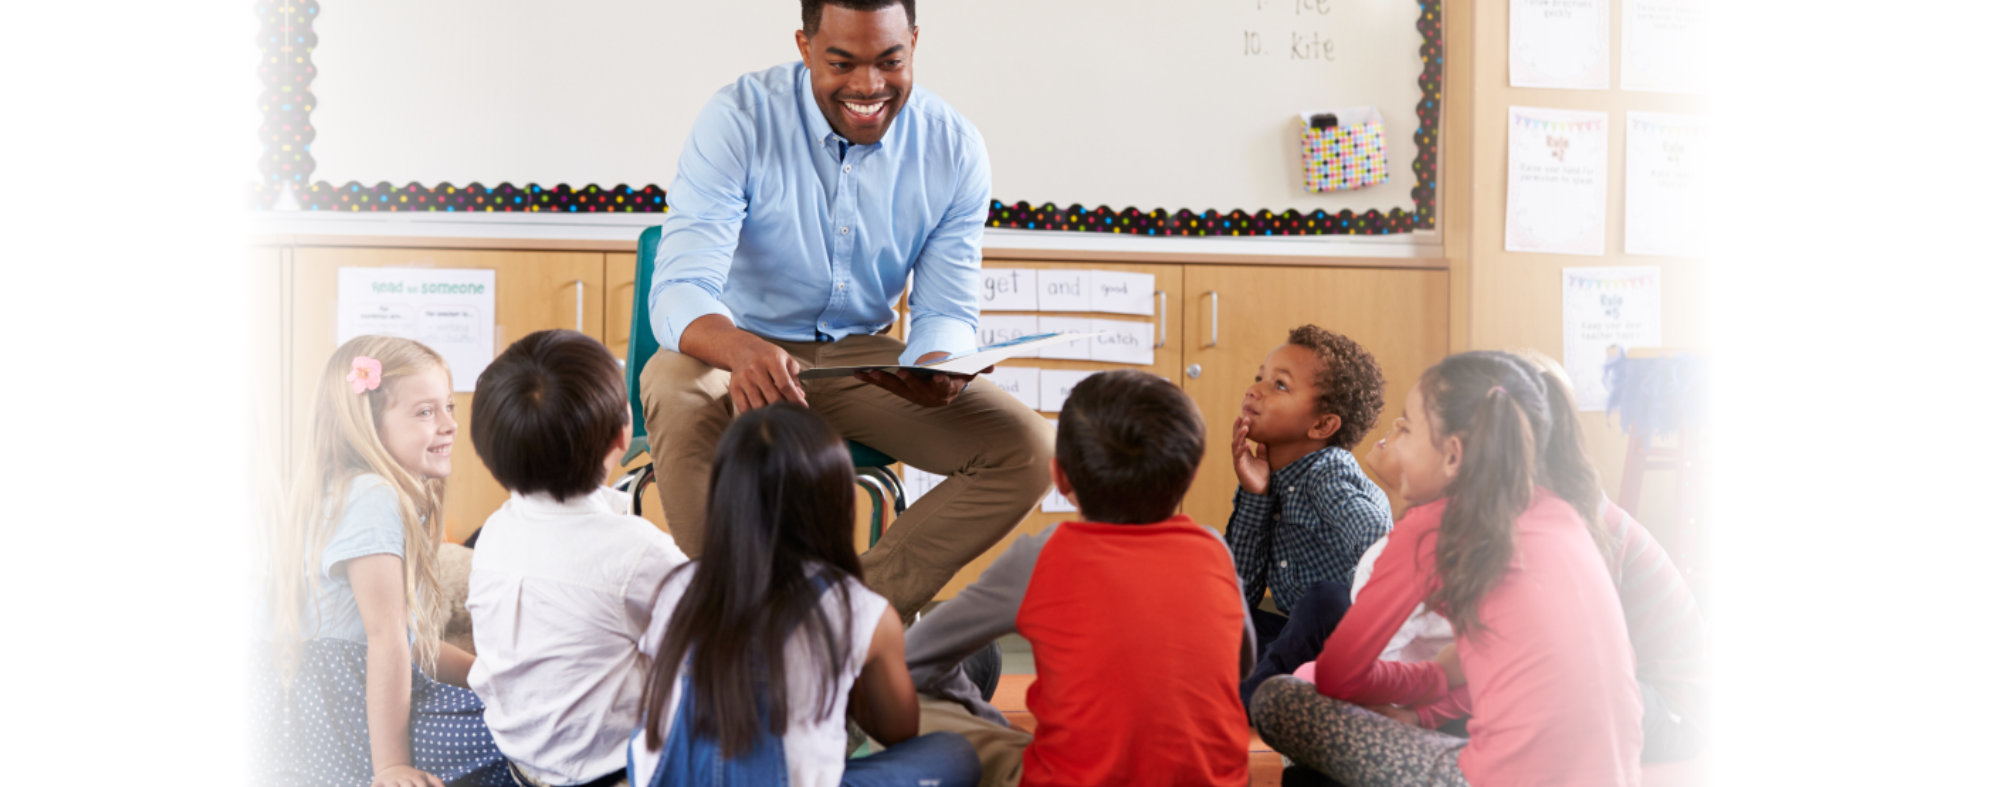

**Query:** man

left=642, top=0, right=1052, bottom=621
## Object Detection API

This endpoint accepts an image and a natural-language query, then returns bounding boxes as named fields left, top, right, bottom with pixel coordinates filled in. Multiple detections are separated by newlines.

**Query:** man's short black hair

left=472, top=330, right=629, bottom=503
left=801, top=0, right=915, bottom=36
left=1055, top=370, right=1206, bottom=524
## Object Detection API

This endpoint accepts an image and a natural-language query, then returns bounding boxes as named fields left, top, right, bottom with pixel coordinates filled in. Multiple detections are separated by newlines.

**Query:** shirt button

left=837, top=282, right=846, bottom=290
left=1287, top=486, right=1295, bottom=493
left=843, top=164, right=852, bottom=173
left=840, top=226, right=850, bottom=235
left=1279, top=560, right=1289, bottom=568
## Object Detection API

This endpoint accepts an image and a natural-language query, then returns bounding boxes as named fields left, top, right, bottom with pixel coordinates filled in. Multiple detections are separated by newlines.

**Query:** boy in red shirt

left=903, top=370, right=1256, bottom=786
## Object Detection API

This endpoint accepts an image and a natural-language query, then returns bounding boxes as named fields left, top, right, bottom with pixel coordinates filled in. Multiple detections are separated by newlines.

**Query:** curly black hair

left=1287, top=324, right=1386, bottom=450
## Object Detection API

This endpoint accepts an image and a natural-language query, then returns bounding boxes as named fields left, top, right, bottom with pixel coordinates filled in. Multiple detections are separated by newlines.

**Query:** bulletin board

left=254, top=0, right=1443, bottom=238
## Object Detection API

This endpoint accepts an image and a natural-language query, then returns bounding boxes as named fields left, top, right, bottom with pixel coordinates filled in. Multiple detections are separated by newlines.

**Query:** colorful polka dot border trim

left=258, top=0, right=1442, bottom=237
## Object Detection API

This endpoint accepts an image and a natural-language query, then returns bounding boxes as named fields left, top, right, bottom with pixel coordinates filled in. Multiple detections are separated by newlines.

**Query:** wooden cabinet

left=911, top=261, right=1449, bottom=599
left=287, top=247, right=608, bottom=544
left=267, top=241, right=1450, bottom=604
left=1181, top=265, right=1451, bottom=526
left=929, top=260, right=1187, bottom=599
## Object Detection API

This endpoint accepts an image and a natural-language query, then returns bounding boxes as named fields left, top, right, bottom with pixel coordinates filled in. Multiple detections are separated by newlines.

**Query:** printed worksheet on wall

left=1625, top=112, right=1705, bottom=256
left=1510, top=0, right=1610, bottom=89
left=1506, top=107, right=1609, bottom=256
left=1621, top=0, right=1704, bottom=93
left=336, top=267, right=495, bottom=392
left=1562, top=267, right=1662, bottom=411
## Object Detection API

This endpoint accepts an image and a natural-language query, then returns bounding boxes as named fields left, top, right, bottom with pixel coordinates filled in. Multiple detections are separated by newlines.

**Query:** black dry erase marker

left=1310, top=112, right=1340, bottom=129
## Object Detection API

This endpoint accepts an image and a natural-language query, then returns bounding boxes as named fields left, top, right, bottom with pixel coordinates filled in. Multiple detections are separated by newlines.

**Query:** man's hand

left=1232, top=416, right=1272, bottom=495
left=718, top=331, right=808, bottom=412
left=1435, top=642, right=1465, bottom=688
left=857, top=351, right=990, bottom=408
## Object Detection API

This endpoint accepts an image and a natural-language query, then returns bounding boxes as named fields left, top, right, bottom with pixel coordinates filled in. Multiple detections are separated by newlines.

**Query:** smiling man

left=641, top=0, right=1052, bottom=621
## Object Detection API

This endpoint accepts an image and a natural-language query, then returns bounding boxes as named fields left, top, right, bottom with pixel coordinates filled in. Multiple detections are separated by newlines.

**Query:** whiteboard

left=308, top=0, right=1430, bottom=224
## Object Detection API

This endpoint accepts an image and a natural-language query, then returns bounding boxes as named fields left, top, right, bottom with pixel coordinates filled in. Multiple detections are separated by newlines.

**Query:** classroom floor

left=992, top=635, right=1287, bottom=785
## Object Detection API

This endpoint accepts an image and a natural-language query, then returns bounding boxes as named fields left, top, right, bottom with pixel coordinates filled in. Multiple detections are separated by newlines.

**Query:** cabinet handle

left=1203, top=290, right=1220, bottom=348
left=573, top=279, right=584, bottom=332
left=1154, top=290, right=1167, bottom=349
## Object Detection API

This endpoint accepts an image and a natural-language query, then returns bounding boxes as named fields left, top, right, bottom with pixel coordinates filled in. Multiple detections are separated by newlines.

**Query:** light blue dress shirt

left=650, top=62, right=990, bottom=366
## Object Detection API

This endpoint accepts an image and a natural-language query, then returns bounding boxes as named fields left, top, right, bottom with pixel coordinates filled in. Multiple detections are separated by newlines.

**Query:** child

left=901, top=370, right=1257, bottom=786
left=462, top=330, right=689, bottom=786
left=1251, top=352, right=1642, bottom=786
left=628, top=403, right=979, bottom=786
left=1229, top=325, right=1393, bottom=700
left=257, top=335, right=511, bottom=787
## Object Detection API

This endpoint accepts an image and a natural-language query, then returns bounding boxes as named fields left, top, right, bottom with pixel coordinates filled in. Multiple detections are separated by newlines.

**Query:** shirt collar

left=1272, top=444, right=1344, bottom=488
left=510, top=489, right=615, bottom=517
left=796, top=62, right=847, bottom=156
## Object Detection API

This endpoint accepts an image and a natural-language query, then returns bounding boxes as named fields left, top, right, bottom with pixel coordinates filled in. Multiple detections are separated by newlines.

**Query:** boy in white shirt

left=465, top=329, right=688, bottom=787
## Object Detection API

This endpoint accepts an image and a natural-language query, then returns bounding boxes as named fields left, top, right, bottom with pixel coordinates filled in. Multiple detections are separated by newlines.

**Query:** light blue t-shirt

left=304, top=474, right=407, bottom=643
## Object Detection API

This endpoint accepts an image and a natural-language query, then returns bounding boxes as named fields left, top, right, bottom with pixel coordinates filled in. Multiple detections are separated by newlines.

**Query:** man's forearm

left=678, top=313, right=751, bottom=370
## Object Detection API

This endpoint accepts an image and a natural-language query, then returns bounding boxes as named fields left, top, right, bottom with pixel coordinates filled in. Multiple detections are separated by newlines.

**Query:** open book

left=798, top=331, right=1106, bottom=379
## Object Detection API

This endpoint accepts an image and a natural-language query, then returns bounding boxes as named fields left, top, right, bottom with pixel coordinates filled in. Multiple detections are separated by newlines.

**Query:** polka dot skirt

left=253, top=639, right=512, bottom=786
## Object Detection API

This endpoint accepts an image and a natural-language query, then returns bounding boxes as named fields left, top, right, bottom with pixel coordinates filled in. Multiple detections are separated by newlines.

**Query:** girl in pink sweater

left=1249, top=351, right=1642, bottom=786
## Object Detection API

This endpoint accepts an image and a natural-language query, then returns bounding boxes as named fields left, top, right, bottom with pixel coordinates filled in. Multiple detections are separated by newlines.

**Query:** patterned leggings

left=1249, top=676, right=1470, bottom=787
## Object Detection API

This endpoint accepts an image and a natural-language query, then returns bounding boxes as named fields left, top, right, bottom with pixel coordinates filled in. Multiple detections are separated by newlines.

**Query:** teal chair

left=616, top=225, right=906, bottom=547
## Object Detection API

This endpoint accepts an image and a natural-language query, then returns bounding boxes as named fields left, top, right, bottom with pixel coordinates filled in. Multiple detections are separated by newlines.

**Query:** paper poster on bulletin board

left=1625, top=112, right=1705, bottom=257
left=1562, top=267, right=1661, bottom=411
left=1622, top=0, right=1704, bottom=93
left=1510, top=0, right=1611, bottom=89
left=337, top=267, right=496, bottom=392
left=1506, top=107, right=1609, bottom=256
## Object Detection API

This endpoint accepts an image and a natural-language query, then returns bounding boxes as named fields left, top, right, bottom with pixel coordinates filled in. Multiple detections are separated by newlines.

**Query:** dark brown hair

left=1056, top=370, right=1206, bottom=524
left=639, top=404, right=861, bottom=756
left=801, top=0, right=914, bottom=35
left=470, top=330, right=627, bottom=502
left=1418, top=352, right=1613, bottom=637
left=1287, top=324, right=1385, bottom=450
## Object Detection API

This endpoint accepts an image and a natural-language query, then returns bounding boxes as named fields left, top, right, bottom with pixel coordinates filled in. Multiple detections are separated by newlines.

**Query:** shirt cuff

left=900, top=315, right=978, bottom=366
left=652, top=282, right=736, bottom=354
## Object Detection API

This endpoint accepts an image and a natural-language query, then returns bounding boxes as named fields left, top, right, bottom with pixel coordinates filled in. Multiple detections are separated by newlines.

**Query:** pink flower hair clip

left=347, top=355, right=384, bottom=394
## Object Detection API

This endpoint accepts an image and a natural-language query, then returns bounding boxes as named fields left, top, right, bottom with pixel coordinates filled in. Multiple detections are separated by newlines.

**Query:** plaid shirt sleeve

left=1226, top=487, right=1275, bottom=607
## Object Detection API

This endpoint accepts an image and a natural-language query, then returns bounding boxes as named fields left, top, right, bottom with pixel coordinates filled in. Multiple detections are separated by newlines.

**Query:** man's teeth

left=843, top=101, right=885, bottom=117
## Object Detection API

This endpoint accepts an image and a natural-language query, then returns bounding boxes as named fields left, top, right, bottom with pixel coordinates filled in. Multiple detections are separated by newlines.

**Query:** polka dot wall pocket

left=1299, top=107, right=1390, bottom=193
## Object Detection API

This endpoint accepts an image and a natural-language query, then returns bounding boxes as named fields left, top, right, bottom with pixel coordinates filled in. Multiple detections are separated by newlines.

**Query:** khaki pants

left=917, top=695, right=1032, bottom=787
left=640, top=333, right=1054, bottom=619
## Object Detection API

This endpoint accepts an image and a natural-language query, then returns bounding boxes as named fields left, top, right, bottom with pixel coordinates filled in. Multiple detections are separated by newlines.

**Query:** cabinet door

left=1181, top=265, right=1450, bottom=528
left=289, top=247, right=608, bottom=544
left=924, top=260, right=1185, bottom=600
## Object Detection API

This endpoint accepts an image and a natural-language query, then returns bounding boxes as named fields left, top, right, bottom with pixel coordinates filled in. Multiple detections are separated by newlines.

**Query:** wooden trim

left=249, top=233, right=639, bottom=253
left=980, top=246, right=1447, bottom=270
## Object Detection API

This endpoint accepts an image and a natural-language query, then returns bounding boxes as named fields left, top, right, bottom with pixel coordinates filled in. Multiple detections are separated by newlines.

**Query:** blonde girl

left=257, top=335, right=510, bottom=787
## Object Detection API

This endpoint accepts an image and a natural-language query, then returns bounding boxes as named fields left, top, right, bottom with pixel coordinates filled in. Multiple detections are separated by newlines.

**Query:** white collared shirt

left=466, top=486, right=688, bottom=786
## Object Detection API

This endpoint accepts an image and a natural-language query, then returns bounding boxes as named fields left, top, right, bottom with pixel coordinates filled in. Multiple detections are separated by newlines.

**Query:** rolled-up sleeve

left=899, top=132, right=989, bottom=365
left=650, top=92, right=754, bottom=353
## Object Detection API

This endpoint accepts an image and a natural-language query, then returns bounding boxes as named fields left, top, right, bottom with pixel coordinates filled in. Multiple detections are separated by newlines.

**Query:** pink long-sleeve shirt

left=1314, top=490, right=1642, bottom=787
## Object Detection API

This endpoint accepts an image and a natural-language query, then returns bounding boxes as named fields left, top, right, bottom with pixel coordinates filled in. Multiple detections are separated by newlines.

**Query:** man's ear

left=1049, top=456, right=1073, bottom=499
left=795, top=29, right=812, bottom=65
left=1308, top=412, right=1342, bottom=442
left=1441, top=434, right=1463, bottom=484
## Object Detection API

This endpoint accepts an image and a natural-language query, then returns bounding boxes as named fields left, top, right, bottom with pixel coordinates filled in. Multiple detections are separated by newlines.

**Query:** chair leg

left=855, top=474, right=888, bottom=548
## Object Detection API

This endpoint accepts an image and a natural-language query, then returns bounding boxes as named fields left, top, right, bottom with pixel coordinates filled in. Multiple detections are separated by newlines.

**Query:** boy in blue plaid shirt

left=1227, top=325, right=1393, bottom=707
